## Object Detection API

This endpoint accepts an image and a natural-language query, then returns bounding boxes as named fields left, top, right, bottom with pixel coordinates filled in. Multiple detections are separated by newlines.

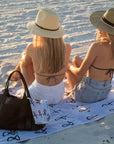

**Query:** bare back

left=27, top=43, right=71, bottom=86
left=87, top=42, right=114, bottom=81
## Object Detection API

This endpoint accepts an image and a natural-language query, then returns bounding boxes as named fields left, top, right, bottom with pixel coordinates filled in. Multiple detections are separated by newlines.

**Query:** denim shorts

left=74, top=76, right=112, bottom=103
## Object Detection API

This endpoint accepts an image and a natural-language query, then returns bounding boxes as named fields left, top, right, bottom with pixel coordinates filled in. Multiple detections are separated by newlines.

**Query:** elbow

left=76, top=69, right=86, bottom=81
left=20, top=61, right=27, bottom=70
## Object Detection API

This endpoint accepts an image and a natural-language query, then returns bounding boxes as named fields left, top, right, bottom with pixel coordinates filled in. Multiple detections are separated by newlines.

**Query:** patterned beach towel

left=0, top=77, right=114, bottom=144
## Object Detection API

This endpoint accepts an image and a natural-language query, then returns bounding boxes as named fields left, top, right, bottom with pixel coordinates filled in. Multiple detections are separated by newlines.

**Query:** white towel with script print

left=0, top=77, right=114, bottom=144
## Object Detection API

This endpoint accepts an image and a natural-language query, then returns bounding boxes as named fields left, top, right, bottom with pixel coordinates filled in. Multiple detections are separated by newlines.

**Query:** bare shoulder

left=65, top=43, right=72, bottom=66
left=26, top=42, right=33, bottom=50
left=89, top=41, right=103, bottom=53
left=90, top=41, right=100, bottom=48
left=91, top=41, right=108, bottom=50
left=65, top=43, right=72, bottom=54
left=26, top=42, right=34, bottom=56
left=65, top=43, right=72, bottom=56
left=65, top=43, right=72, bottom=50
left=89, top=41, right=109, bottom=58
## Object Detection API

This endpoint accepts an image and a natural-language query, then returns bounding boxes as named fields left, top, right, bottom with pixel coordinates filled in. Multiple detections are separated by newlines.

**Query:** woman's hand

left=7, top=70, right=21, bottom=81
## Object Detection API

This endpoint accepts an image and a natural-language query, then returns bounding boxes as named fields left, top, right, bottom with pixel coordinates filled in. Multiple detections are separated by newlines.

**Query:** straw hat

left=89, top=8, right=114, bottom=35
left=27, top=8, right=65, bottom=38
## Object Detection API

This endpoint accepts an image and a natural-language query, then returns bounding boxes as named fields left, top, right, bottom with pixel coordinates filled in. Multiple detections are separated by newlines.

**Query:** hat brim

left=89, top=11, right=114, bottom=35
left=27, top=21, right=65, bottom=38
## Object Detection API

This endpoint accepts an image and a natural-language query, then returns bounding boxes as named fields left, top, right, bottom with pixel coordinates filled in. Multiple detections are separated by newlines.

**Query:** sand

left=18, top=114, right=114, bottom=144
left=0, top=0, right=114, bottom=144
left=1, top=0, right=113, bottom=88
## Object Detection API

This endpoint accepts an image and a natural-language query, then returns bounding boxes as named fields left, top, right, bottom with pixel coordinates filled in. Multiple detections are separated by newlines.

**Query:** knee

left=72, top=55, right=79, bottom=65
left=73, top=55, right=83, bottom=67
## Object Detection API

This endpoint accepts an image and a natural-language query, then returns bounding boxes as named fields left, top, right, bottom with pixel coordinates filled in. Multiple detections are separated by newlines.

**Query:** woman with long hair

left=66, top=8, right=114, bottom=103
left=10, top=8, right=71, bottom=104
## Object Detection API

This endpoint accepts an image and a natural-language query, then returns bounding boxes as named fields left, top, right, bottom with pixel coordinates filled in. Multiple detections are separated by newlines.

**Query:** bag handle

left=5, top=70, right=31, bottom=98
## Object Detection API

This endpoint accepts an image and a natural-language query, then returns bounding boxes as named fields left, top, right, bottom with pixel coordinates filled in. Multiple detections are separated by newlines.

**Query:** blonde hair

left=33, top=35, right=65, bottom=73
left=96, top=30, right=114, bottom=55
left=107, top=33, right=114, bottom=55
left=96, top=31, right=101, bottom=41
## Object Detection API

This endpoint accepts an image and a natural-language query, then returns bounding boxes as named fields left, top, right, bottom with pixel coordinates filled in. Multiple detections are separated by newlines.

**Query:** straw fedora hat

left=89, top=8, right=114, bottom=35
left=27, top=8, right=65, bottom=38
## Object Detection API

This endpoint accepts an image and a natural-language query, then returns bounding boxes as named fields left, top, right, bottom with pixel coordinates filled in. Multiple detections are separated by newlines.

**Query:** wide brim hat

left=89, top=8, right=114, bottom=35
left=27, top=8, right=65, bottom=38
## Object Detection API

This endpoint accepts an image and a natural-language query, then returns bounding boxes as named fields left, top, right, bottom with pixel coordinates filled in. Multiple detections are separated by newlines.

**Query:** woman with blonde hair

left=10, top=8, right=71, bottom=104
left=66, top=8, right=114, bottom=103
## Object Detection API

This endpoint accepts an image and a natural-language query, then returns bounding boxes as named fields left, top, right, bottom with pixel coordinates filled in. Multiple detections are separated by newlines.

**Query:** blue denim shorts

left=74, top=76, right=112, bottom=103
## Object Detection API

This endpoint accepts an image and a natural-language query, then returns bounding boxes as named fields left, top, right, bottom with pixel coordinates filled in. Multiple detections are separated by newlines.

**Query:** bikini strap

left=36, top=72, right=65, bottom=77
left=91, top=65, right=114, bottom=78
left=106, top=69, right=114, bottom=78
left=91, top=65, right=110, bottom=71
left=36, top=72, right=65, bottom=83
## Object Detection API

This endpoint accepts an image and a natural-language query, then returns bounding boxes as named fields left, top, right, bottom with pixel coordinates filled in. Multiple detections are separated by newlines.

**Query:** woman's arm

left=69, top=42, right=98, bottom=81
left=20, top=44, right=35, bottom=85
left=66, top=42, right=98, bottom=89
left=65, top=43, right=72, bottom=68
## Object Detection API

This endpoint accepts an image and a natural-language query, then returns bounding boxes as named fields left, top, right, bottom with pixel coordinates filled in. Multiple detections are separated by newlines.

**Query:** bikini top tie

left=91, top=65, right=114, bottom=78
left=36, top=72, right=65, bottom=83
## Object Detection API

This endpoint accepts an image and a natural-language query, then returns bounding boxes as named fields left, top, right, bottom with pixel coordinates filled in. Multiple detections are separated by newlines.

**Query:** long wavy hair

left=33, top=35, right=65, bottom=73
left=96, top=30, right=114, bottom=56
left=107, top=33, right=114, bottom=56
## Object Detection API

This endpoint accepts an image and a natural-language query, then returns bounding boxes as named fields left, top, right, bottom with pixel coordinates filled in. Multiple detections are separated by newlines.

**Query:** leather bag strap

left=5, top=70, right=31, bottom=98
left=0, top=70, right=31, bottom=111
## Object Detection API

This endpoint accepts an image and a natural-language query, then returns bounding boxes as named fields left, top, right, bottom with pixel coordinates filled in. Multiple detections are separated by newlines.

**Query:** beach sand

left=18, top=114, right=114, bottom=144
left=0, top=0, right=114, bottom=143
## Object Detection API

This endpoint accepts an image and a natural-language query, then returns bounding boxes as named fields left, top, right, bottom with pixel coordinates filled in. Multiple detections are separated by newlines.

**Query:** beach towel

left=0, top=77, right=114, bottom=144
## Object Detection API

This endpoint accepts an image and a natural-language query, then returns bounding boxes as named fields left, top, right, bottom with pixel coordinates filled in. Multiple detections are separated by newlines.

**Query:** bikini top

left=91, top=65, right=114, bottom=78
left=36, top=72, right=65, bottom=83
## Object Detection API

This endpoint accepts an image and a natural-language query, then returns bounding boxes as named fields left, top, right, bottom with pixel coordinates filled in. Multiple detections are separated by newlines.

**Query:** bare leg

left=66, top=70, right=79, bottom=89
left=20, top=61, right=35, bottom=86
left=66, top=55, right=83, bottom=90
left=73, top=55, right=83, bottom=67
